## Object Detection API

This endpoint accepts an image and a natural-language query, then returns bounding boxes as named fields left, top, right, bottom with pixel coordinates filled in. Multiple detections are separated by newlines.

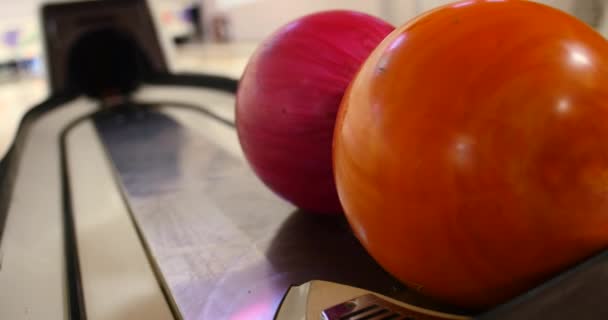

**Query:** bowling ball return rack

left=0, top=1, right=607, bottom=319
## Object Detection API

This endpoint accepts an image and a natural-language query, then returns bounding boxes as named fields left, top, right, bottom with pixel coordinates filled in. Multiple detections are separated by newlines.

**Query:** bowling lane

left=94, top=93, right=431, bottom=319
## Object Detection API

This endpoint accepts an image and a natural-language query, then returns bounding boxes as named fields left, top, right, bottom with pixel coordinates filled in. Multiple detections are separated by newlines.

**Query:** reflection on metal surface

left=94, top=105, right=434, bottom=319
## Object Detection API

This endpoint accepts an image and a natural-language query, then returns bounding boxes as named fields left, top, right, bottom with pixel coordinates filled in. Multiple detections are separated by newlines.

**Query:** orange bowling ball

left=334, top=0, right=608, bottom=309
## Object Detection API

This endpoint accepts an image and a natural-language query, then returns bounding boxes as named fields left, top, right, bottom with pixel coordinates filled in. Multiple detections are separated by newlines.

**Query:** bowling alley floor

left=0, top=43, right=441, bottom=320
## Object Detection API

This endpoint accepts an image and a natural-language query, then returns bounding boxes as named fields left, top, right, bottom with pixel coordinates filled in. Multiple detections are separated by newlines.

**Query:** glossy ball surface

left=237, top=11, right=394, bottom=214
left=334, top=0, right=608, bottom=308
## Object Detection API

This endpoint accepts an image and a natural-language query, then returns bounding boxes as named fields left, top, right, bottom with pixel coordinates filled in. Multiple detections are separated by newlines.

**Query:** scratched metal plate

left=92, top=100, right=446, bottom=320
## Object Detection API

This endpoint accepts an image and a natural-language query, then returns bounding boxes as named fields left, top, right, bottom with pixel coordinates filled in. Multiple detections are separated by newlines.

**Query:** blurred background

left=0, top=0, right=606, bottom=122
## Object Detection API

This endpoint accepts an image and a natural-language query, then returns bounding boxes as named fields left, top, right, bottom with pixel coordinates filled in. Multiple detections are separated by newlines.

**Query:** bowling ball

left=334, top=0, right=608, bottom=308
left=236, top=11, right=394, bottom=214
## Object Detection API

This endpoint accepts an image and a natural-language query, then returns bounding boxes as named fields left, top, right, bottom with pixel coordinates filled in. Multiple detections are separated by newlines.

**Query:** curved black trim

left=60, top=111, right=100, bottom=320
left=146, top=73, right=239, bottom=93
left=0, top=92, right=77, bottom=245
